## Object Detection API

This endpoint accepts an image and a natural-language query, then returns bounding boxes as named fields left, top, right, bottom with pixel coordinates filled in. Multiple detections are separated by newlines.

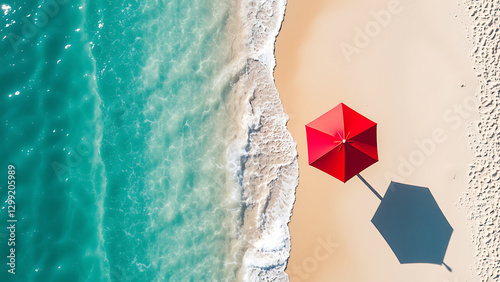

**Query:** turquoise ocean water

left=0, top=0, right=247, bottom=280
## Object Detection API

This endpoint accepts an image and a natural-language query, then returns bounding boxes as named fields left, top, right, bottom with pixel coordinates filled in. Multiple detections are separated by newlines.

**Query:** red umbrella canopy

left=305, top=103, right=378, bottom=182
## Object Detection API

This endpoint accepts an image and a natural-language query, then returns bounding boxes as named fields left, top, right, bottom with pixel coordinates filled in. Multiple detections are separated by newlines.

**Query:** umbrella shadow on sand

left=304, top=103, right=453, bottom=271
left=358, top=176, right=454, bottom=271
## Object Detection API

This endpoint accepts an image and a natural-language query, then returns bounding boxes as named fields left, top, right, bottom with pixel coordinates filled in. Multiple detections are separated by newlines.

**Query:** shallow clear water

left=0, top=0, right=243, bottom=280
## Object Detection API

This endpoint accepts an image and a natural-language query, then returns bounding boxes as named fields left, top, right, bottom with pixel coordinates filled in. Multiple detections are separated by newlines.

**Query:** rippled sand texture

left=461, top=0, right=500, bottom=280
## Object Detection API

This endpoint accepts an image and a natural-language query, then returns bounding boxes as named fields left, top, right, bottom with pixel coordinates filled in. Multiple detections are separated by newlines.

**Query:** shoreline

left=233, top=0, right=299, bottom=280
left=274, top=0, right=481, bottom=280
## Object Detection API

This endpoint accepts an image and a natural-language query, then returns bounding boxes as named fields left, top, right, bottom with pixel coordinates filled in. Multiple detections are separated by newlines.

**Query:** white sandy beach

left=274, top=0, right=485, bottom=280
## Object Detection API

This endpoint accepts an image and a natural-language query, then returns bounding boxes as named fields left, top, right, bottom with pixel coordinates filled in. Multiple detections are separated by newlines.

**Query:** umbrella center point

left=342, top=139, right=346, bottom=144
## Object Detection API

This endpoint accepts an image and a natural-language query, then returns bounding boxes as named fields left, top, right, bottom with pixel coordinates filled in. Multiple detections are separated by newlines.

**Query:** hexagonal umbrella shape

left=371, top=182, right=453, bottom=264
left=305, top=103, right=378, bottom=182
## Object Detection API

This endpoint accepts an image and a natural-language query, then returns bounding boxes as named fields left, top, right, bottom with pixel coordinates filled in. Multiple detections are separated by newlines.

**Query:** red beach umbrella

left=305, top=103, right=378, bottom=183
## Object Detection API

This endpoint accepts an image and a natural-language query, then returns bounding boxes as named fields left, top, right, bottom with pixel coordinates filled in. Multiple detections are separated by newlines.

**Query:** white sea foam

left=226, top=0, right=299, bottom=280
